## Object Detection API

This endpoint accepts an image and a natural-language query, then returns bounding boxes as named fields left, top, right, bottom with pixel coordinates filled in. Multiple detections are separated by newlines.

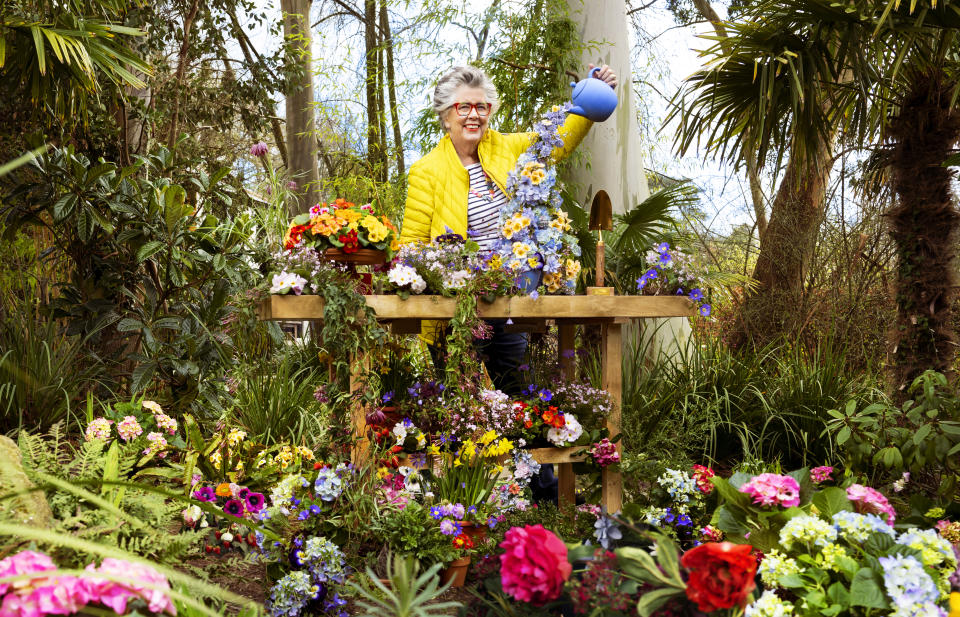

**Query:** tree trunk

left=380, top=0, right=403, bottom=178
left=564, top=0, right=649, bottom=216
left=729, top=135, right=834, bottom=347
left=166, top=0, right=201, bottom=151
left=886, top=68, right=960, bottom=393
left=364, top=0, right=386, bottom=182
left=281, top=0, right=320, bottom=214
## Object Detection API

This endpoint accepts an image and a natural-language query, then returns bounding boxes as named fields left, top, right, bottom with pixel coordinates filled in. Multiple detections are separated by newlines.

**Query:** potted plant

left=283, top=198, right=398, bottom=266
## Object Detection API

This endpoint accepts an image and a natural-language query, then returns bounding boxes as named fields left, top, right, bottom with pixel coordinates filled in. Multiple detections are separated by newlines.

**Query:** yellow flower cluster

left=543, top=258, right=582, bottom=292
left=360, top=215, right=391, bottom=243
left=512, top=242, right=531, bottom=258
left=227, top=428, right=247, bottom=447
left=549, top=209, right=572, bottom=232
left=501, top=213, right=531, bottom=240
left=520, top=161, right=547, bottom=185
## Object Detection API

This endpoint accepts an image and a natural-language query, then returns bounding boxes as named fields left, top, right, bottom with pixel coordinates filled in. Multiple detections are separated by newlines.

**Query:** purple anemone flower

left=192, top=486, right=216, bottom=502
left=223, top=499, right=244, bottom=517
left=244, top=492, right=265, bottom=513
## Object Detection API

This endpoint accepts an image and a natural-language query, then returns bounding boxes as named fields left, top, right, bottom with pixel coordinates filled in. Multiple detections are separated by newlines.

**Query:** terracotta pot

left=322, top=247, right=387, bottom=266
left=459, top=520, right=487, bottom=544
left=440, top=555, right=471, bottom=587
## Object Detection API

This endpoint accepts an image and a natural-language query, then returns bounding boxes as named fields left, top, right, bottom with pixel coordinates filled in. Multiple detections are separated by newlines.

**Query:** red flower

left=692, top=464, right=716, bottom=494
left=680, top=542, right=757, bottom=612
left=284, top=224, right=310, bottom=250
left=453, top=533, right=474, bottom=550
left=338, top=229, right=360, bottom=253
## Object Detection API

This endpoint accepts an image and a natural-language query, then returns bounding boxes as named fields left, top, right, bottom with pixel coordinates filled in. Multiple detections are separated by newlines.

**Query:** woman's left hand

left=588, top=63, right=618, bottom=89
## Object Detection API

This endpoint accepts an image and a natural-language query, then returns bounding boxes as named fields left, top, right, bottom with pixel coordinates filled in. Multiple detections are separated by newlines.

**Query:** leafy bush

left=826, top=370, right=960, bottom=496
left=373, top=503, right=458, bottom=567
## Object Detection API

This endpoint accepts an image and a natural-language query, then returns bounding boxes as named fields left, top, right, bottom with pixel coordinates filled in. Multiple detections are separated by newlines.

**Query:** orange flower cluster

left=282, top=197, right=399, bottom=258
left=538, top=405, right=565, bottom=429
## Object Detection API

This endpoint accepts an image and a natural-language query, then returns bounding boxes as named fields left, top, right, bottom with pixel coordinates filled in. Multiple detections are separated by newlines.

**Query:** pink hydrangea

left=810, top=466, right=834, bottom=483
left=84, top=418, right=112, bottom=442
left=0, top=551, right=93, bottom=617
left=84, top=558, right=176, bottom=615
left=739, top=473, right=801, bottom=507
left=154, top=413, right=177, bottom=436
left=499, top=525, right=572, bottom=605
left=117, top=416, right=143, bottom=441
left=0, top=551, right=56, bottom=596
left=846, top=484, right=896, bottom=525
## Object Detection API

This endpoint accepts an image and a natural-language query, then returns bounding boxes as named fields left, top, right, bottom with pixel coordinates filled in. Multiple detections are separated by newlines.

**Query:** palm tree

left=671, top=0, right=960, bottom=388
left=1, top=0, right=150, bottom=126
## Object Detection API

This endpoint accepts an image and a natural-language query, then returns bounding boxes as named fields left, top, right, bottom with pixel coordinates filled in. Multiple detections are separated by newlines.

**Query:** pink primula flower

left=499, top=525, right=572, bottom=606
left=846, top=484, right=896, bottom=525
left=84, top=558, right=177, bottom=615
left=739, top=473, right=801, bottom=507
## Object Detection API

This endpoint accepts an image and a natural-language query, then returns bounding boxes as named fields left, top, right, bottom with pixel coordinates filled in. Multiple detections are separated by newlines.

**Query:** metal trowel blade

left=588, top=189, right=613, bottom=231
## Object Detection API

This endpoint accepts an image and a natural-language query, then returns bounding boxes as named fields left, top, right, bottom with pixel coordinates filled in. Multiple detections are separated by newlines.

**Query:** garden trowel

left=587, top=190, right=614, bottom=295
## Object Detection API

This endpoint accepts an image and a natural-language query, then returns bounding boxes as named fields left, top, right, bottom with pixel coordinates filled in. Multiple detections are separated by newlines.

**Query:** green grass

left=619, top=326, right=885, bottom=469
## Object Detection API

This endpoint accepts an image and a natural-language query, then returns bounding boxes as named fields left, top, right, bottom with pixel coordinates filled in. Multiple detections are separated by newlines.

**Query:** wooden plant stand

left=258, top=294, right=694, bottom=513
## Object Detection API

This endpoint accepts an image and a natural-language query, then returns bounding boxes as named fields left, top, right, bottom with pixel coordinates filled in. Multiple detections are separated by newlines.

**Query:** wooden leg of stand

left=558, top=463, right=575, bottom=507
left=350, top=353, right=369, bottom=465
left=601, top=321, right=623, bottom=513
left=557, top=323, right=576, bottom=506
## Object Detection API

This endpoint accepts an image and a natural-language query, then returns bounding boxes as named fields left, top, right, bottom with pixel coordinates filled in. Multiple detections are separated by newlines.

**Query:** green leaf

left=779, top=573, right=806, bottom=588
left=863, top=532, right=895, bottom=555
left=130, top=362, right=156, bottom=393
left=913, top=423, right=932, bottom=445
left=116, top=318, right=143, bottom=333
left=712, top=476, right=753, bottom=508
left=713, top=504, right=750, bottom=536
left=849, top=568, right=888, bottom=609
left=52, top=193, right=77, bottom=220
left=812, top=487, right=852, bottom=518
left=827, top=581, right=850, bottom=607
left=837, top=426, right=851, bottom=444
left=136, top=240, right=165, bottom=262
left=636, top=588, right=685, bottom=617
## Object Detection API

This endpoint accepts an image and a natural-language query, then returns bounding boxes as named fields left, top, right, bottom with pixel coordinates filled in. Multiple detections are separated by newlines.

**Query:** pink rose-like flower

left=739, top=473, right=801, bottom=508
left=499, top=525, right=572, bottom=605
left=84, top=558, right=176, bottom=615
left=810, top=466, right=834, bottom=483
left=846, top=484, right=896, bottom=525
left=0, top=551, right=94, bottom=617
left=692, top=464, right=716, bottom=494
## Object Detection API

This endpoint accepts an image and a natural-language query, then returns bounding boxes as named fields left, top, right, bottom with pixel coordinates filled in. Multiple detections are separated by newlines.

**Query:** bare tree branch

left=490, top=57, right=580, bottom=81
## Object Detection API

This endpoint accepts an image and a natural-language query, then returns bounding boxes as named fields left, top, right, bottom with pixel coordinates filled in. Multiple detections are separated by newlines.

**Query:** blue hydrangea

left=266, top=571, right=322, bottom=617
left=296, top=536, right=348, bottom=584
left=314, top=467, right=343, bottom=502
left=878, top=554, right=945, bottom=617
left=832, top=511, right=896, bottom=542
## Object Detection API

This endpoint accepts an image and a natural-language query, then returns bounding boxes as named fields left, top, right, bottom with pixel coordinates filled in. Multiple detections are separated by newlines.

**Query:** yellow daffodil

left=479, top=430, right=498, bottom=446
left=428, top=444, right=441, bottom=456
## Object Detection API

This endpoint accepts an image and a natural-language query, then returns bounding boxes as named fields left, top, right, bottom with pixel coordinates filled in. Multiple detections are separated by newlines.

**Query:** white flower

left=269, top=271, right=307, bottom=295
left=745, top=590, right=794, bottom=617
left=546, top=413, right=583, bottom=446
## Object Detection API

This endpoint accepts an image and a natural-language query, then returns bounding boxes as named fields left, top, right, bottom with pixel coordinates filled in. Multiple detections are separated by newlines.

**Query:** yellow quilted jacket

left=399, top=113, right=594, bottom=344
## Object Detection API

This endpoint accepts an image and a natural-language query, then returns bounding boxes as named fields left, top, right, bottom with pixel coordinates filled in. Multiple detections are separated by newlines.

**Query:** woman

left=399, top=64, right=617, bottom=392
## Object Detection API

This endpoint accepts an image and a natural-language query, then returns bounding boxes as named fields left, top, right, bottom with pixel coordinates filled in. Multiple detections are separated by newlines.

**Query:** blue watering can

left=569, top=67, right=618, bottom=122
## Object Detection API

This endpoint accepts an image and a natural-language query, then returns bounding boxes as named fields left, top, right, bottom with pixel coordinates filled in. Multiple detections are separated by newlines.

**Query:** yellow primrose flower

left=227, top=428, right=247, bottom=447
left=527, top=257, right=541, bottom=269
left=512, top=242, right=531, bottom=258
left=360, top=215, right=380, bottom=229
left=340, top=209, right=361, bottom=223
left=509, top=260, right=524, bottom=272
left=565, top=259, right=582, bottom=278
left=367, top=224, right=389, bottom=242
left=296, top=446, right=314, bottom=460
left=142, top=400, right=163, bottom=414
left=529, top=170, right=546, bottom=185
left=390, top=238, right=401, bottom=252
left=377, top=466, right=391, bottom=480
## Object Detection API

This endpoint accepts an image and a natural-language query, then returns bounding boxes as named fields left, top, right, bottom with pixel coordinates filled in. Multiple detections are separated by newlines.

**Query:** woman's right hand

left=588, top=63, right=618, bottom=89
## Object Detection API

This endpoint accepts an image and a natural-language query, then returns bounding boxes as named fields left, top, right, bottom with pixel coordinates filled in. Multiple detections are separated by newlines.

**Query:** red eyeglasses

left=452, top=102, right=491, bottom=117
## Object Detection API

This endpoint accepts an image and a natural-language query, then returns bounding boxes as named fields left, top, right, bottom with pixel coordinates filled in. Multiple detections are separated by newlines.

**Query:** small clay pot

left=440, top=555, right=471, bottom=587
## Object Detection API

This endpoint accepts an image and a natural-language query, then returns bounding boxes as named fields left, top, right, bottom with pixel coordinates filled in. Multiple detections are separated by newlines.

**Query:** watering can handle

left=570, top=66, right=603, bottom=88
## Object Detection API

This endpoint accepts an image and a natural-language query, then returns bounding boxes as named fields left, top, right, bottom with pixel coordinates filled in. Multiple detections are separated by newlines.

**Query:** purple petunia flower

left=192, top=486, right=216, bottom=502
left=223, top=499, right=244, bottom=517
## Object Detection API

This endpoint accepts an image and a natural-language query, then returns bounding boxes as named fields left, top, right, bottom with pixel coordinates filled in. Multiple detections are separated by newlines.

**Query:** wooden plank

left=601, top=322, right=623, bottom=513
left=529, top=447, right=586, bottom=464
left=260, top=294, right=695, bottom=321
left=558, top=324, right=576, bottom=379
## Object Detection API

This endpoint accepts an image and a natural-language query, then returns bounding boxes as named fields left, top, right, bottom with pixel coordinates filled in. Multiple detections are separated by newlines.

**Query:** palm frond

left=612, top=182, right=691, bottom=256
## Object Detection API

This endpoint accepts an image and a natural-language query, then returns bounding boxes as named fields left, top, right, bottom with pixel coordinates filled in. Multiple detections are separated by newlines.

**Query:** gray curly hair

left=432, top=65, right=499, bottom=132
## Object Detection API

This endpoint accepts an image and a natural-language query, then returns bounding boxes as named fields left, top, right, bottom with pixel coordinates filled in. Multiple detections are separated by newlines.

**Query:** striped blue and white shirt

left=466, top=163, right=508, bottom=250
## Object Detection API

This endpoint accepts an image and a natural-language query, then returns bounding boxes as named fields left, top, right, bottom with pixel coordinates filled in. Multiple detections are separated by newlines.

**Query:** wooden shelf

left=258, top=294, right=695, bottom=321
left=529, top=447, right=587, bottom=464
